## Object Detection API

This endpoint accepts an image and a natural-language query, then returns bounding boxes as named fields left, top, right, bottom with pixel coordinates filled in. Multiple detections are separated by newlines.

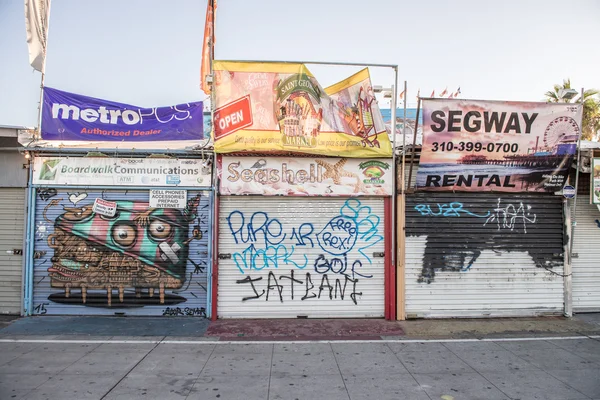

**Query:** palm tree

left=545, top=79, right=600, bottom=140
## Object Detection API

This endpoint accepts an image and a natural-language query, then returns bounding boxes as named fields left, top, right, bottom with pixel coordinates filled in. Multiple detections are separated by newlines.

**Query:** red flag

left=430, top=90, right=435, bottom=97
left=399, top=90, right=405, bottom=100
left=448, top=93, right=454, bottom=99
left=439, top=87, right=448, bottom=97
left=200, top=0, right=216, bottom=95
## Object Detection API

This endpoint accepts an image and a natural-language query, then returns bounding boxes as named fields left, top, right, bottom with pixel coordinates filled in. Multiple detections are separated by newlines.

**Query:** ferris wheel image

left=543, top=116, right=580, bottom=148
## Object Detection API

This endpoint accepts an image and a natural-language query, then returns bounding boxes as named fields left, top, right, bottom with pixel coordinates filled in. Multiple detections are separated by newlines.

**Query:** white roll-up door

left=32, top=189, right=211, bottom=316
left=405, top=193, right=565, bottom=318
left=572, top=185, right=600, bottom=312
left=218, top=197, right=386, bottom=318
left=0, top=188, right=25, bottom=314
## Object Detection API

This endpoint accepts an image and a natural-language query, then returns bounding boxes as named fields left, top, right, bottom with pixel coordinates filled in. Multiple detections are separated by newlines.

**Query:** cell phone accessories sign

left=417, top=99, right=582, bottom=192
left=32, top=157, right=212, bottom=187
left=149, top=190, right=187, bottom=209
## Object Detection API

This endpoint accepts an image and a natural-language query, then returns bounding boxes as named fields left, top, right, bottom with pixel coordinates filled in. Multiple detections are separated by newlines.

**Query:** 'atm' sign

left=213, top=96, right=253, bottom=139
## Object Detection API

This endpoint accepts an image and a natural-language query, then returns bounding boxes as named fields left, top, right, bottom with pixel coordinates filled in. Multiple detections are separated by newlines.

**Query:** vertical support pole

left=211, top=156, right=220, bottom=321
left=564, top=87, right=585, bottom=317
left=397, top=81, right=408, bottom=321
left=389, top=68, right=398, bottom=320
left=206, top=188, right=214, bottom=319
left=384, top=197, right=394, bottom=319
left=563, top=198, right=572, bottom=317
left=24, top=161, right=36, bottom=316
left=407, top=97, right=421, bottom=190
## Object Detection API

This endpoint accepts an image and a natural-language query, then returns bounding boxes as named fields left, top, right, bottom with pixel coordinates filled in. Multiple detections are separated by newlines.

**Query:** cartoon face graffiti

left=46, top=196, right=200, bottom=306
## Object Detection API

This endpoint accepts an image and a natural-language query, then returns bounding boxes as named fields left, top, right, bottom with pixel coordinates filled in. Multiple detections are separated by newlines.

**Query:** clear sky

left=1, top=0, right=599, bottom=128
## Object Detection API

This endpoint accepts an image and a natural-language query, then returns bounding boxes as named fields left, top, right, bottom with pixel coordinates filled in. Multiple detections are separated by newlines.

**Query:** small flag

left=430, top=90, right=435, bottom=98
left=448, top=93, right=454, bottom=99
left=439, top=87, right=448, bottom=97
left=399, top=90, right=405, bottom=100
left=454, top=86, right=461, bottom=97
left=24, top=0, right=51, bottom=73
left=200, top=0, right=217, bottom=95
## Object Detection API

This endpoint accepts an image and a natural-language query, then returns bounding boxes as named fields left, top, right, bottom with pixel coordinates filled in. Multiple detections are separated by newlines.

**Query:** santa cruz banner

left=213, top=62, right=392, bottom=157
left=417, top=99, right=583, bottom=192
left=41, top=87, right=204, bottom=141
left=218, top=156, right=392, bottom=196
left=32, top=157, right=212, bottom=187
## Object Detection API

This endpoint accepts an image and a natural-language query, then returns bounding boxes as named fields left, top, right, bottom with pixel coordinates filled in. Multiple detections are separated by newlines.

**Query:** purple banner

left=41, top=87, right=204, bottom=141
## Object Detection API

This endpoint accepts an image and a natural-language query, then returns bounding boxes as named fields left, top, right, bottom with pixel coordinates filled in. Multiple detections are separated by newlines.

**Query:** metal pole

left=34, top=0, right=52, bottom=141
left=216, top=59, right=398, bottom=69
left=402, top=81, right=408, bottom=189
left=564, top=87, right=585, bottom=317
left=18, top=147, right=212, bottom=156
left=407, top=97, right=421, bottom=190
left=24, top=160, right=35, bottom=316
left=390, top=75, right=398, bottom=321
left=569, top=88, right=584, bottom=258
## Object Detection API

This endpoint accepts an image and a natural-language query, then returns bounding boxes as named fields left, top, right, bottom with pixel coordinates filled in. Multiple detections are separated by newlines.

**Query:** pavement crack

left=267, top=343, right=274, bottom=400
left=99, top=336, right=165, bottom=400
left=329, top=343, right=351, bottom=400
left=442, top=342, right=513, bottom=400
left=385, top=342, right=434, bottom=400
left=184, top=339, right=217, bottom=399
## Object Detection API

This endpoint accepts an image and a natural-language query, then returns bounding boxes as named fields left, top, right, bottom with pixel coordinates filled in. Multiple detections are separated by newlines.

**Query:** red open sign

left=214, top=96, right=253, bottom=139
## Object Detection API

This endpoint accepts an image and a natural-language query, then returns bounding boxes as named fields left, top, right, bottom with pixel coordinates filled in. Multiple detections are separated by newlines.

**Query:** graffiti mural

left=219, top=198, right=385, bottom=317
left=33, top=190, right=210, bottom=316
left=406, top=193, right=564, bottom=283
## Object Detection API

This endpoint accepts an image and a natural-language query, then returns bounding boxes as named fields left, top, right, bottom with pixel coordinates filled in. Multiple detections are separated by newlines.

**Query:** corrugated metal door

left=32, top=189, right=210, bottom=317
left=572, top=174, right=600, bottom=312
left=0, top=188, right=25, bottom=314
left=405, top=193, right=564, bottom=318
left=218, top=197, right=385, bottom=318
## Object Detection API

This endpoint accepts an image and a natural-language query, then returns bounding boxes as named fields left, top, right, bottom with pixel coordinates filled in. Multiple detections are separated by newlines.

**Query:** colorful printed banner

left=213, top=62, right=392, bottom=157
left=593, top=158, right=600, bottom=204
left=41, top=87, right=204, bottom=142
left=32, top=157, right=212, bottom=187
left=417, top=99, right=582, bottom=192
left=219, top=156, right=392, bottom=196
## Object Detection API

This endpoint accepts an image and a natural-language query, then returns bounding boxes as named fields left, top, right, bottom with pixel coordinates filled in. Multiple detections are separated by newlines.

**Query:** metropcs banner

left=41, top=87, right=205, bottom=142
left=32, top=157, right=212, bottom=187
left=213, top=62, right=392, bottom=157
left=219, top=156, right=392, bottom=196
left=417, top=99, right=583, bottom=192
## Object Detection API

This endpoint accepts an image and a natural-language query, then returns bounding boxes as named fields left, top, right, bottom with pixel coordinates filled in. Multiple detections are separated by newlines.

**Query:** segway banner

left=416, top=99, right=582, bottom=192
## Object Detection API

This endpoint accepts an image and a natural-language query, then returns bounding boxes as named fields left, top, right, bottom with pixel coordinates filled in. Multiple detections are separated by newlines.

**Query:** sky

left=1, top=0, right=599, bottom=128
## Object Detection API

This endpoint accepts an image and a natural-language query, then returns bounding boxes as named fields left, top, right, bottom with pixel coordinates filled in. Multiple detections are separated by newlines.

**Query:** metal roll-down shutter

left=404, top=193, right=564, bottom=318
left=32, top=189, right=211, bottom=316
left=0, top=188, right=26, bottom=314
left=572, top=175, right=600, bottom=312
left=218, top=197, right=385, bottom=318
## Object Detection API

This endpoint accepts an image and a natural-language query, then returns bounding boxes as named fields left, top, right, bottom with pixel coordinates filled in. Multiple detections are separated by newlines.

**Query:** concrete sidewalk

left=1, top=315, right=599, bottom=399
left=1, top=314, right=600, bottom=341
left=0, top=336, right=599, bottom=399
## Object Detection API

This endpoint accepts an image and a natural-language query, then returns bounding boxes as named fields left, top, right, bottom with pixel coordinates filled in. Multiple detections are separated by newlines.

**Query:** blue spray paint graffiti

left=414, top=202, right=491, bottom=218
left=227, top=210, right=313, bottom=273
left=409, top=197, right=545, bottom=283
left=227, top=199, right=382, bottom=305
